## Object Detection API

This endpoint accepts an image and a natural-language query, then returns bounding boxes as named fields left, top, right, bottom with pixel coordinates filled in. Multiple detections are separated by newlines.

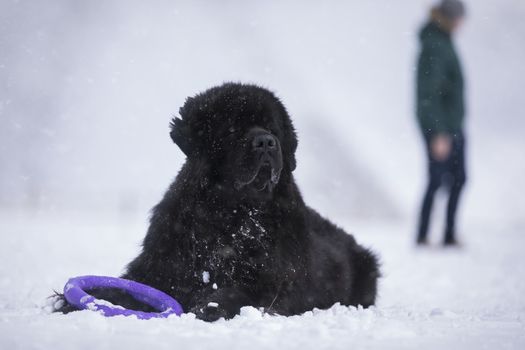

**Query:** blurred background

left=1, top=0, right=524, bottom=240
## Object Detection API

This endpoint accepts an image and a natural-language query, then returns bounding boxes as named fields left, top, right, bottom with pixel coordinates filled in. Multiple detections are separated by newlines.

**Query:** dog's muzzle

left=234, top=129, right=283, bottom=192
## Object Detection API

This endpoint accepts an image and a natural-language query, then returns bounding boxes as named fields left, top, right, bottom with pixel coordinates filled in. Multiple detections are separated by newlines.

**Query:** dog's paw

left=47, top=292, right=78, bottom=314
left=191, top=302, right=228, bottom=322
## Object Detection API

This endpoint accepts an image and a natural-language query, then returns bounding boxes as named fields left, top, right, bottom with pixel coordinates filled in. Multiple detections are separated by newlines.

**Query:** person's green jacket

left=416, top=21, right=465, bottom=135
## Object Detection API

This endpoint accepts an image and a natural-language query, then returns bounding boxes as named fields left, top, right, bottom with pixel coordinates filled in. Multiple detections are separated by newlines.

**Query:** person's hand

left=431, top=134, right=452, bottom=161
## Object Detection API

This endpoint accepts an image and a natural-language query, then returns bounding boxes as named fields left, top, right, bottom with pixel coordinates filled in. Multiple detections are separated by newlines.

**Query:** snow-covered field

left=2, top=0, right=525, bottom=349
left=1, top=212, right=524, bottom=349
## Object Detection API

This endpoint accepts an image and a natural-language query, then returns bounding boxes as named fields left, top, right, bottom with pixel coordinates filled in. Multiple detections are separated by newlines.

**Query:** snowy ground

left=1, top=210, right=524, bottom=349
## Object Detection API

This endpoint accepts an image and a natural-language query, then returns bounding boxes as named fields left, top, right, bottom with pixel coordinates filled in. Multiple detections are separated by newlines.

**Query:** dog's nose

left=252, top=134, right=277, bottom=151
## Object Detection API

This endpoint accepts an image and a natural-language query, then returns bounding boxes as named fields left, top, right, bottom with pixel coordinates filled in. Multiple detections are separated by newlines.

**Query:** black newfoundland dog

left=55, top=83, right=379, bottom=321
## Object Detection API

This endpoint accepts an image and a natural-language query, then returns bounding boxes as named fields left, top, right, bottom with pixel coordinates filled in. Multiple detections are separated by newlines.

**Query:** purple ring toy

left=63, top=275, right=183, bottom=319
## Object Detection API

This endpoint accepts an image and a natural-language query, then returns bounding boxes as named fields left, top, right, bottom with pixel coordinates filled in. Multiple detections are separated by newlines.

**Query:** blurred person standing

left=416, top=0, right=467, bottom=246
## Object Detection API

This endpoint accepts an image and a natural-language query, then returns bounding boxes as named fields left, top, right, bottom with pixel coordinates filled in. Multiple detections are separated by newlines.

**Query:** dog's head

left=170, top=83, right=297, bottom=200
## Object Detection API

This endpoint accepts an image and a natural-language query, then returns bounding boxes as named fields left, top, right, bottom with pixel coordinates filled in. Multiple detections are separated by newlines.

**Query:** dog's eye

left=268, top=128, right=279, bottom=138
left=225, top=126, right=239, bottom=142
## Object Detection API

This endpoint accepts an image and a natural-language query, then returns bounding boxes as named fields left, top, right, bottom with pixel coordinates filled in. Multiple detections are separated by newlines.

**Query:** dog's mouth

left=252, top=162, right=280, bottom=192
left=234, top=158, right=282, bottom=193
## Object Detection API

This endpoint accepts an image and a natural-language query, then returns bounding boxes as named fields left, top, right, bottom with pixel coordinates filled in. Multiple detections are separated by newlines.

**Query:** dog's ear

left=279, top=110, right=298, bottom=172
left=170, top=117, right=194, bottom=157
left=288, top=134, right=298, bottom=171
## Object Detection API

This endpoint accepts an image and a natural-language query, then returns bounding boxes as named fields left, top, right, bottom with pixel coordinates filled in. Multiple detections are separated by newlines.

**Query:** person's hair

left=438, top=0, right=466, bottom=20
left=431, top=0, right=466, bottom=32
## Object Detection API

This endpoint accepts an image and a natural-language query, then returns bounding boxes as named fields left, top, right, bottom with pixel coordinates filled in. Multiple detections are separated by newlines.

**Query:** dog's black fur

left=55, top=83, right=379, bottom=321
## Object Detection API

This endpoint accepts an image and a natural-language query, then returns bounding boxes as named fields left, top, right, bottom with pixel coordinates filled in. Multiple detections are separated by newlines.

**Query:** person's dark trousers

left=417, top=131, right=467, bottom=243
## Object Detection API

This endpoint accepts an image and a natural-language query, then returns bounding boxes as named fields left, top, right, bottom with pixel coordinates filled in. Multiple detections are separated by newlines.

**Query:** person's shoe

left=443, top=236, right=461, bottom=247
left=416, top=236, right=429, bottom=246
